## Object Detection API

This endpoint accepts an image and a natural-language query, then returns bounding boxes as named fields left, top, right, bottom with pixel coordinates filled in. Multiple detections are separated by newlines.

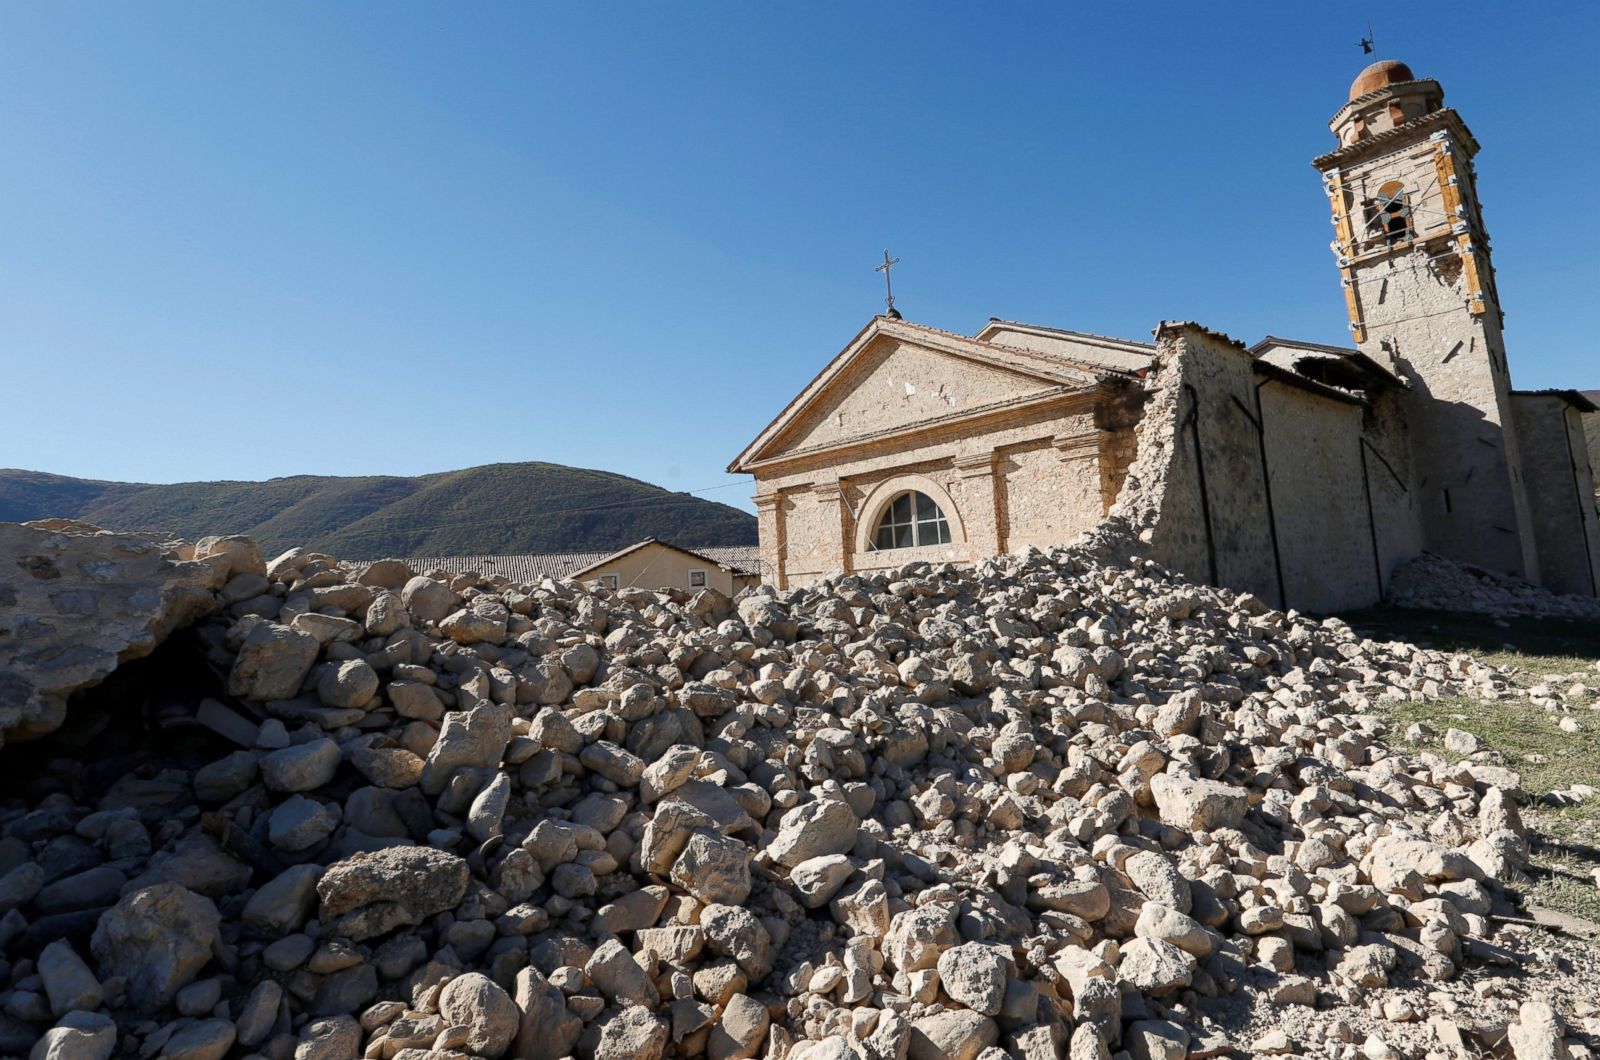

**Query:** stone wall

left=1258, top=381, right=1380, bottom=611
left=1109, top=324, right=1280, bottom=607
left=1510, top=394, right=1600, bottom=597
left=770, top=334, right=1048, bottom=456
left=1584, top=402, right=1600, bottom=510
left=1109, top=323, right=1422, bottom=614
left=1359, top=390, right=1426, bottom=596
left=997, top=435, right=1105, bottom=554
left=752, top=399, right=1111, bottom=587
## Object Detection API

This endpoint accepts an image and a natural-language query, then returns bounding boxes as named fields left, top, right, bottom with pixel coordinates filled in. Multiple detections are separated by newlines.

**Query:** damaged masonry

left=729, top=60, right=1600, bottom=610
left=2, top=517, right=1594, bottom=1060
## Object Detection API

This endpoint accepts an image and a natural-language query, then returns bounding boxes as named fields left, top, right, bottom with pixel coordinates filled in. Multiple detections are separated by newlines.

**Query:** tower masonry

left=1313, top=59, right=1540, bottom=580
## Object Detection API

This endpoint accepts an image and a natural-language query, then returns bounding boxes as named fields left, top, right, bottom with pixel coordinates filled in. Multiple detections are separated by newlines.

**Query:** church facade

left=730, top=60, right=1600, bottom=612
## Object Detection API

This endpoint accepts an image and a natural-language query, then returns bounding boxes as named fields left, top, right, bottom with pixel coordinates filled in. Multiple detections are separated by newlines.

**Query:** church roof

left=975, top=319, right=1155, bottom=374
left=1251, top=335, right=1406, bottom=392
left=566, top=538, right=762, bottom=579
left=727, top=315, right=1120, bottom=473
left=1160, top=322, right=1368, bottom=407
left=979, top=319, right=1155, bottom=349
left=893, top=318, right=1144, bottom=379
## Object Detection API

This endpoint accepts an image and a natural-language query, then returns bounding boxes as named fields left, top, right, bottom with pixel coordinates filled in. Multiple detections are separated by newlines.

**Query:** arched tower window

left=1363, top=180, right=1412, bottom=247
left=869, top=491, right=951, bottom=550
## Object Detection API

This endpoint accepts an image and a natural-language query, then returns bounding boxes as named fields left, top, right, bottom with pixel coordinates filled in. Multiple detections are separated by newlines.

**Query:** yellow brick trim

left=1433, top=143, right=1485, bottom=316
left=1326, top=170, right=1367, bottom=343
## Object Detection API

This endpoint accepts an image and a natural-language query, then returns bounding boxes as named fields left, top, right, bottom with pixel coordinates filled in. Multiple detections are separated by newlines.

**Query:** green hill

left=0, top=462, right=756, bottom=558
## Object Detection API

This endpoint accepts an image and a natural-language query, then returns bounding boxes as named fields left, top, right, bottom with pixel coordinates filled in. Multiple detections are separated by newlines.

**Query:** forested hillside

left=0, top=462, right=756, bottom=557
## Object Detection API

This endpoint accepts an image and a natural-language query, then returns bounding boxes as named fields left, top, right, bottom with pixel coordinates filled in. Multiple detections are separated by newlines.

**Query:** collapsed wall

left=2, top=524, right=1583, bottom=1060
left=1108, top=324, right=1414, bottom=615
left=1106, top=323, right=1280, bottom=608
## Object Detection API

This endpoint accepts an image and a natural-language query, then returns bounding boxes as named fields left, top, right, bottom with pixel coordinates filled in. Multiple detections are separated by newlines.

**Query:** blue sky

left=2, top=3, right=1595, bottom=513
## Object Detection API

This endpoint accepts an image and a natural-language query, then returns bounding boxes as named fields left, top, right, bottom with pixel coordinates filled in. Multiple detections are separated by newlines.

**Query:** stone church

left=729, top=60, right=1600, bottom=612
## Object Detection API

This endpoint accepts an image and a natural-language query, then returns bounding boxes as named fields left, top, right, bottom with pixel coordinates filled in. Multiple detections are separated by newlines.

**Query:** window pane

left=894, top=524, right=913, bottom=548
left=916, top=492, right=940, bottom=520
left=892, top=493, right=912, bottom=522
left=933, top=519, right=950, bottom=544
left=874, top=525, right=894, bottom=550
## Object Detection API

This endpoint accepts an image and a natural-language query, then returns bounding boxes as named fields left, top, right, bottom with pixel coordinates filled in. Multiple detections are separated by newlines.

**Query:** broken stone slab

left=316, top=846, right=469, bottom=941
left=1149, top=772, right=1248, bottom=832
left=766, top=797, right=860, bottom=868
left=0, top=521, right=220, bottom=745
left=421, top=700, right=513, bottom=795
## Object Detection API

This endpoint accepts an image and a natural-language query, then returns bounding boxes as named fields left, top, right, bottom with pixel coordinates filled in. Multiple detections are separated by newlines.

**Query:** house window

left=870, top=490, right=951, bottom=550
left=688, top=569, right=707, bottom=588
left=597, top=574, right=619, bottom=590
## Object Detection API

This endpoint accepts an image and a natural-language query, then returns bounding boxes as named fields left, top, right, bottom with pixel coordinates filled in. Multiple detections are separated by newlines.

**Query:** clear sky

left=3, top=3, right=1595, bottom=513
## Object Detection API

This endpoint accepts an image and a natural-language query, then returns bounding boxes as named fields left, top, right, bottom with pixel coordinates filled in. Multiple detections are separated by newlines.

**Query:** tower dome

left=1349, top=59, right=1415, bottom=100
left=1330, top=60, right=1441, bottom=146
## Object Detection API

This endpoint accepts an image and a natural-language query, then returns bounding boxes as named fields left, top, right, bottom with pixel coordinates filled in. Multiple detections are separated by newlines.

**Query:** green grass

left=1344, top=608, right=1600, bottom=923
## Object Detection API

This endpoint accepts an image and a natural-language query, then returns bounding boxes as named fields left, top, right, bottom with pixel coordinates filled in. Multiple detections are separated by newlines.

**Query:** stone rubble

left=0, top=521, right=225, bottom=747
left=0, top=525, right=1593, bottom=1059
left=1387, top=553, right=1600, bottom=621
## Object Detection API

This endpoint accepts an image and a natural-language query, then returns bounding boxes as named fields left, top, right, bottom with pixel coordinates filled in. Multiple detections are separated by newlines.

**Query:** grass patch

left=1344, top=608, right=1600, bottom=923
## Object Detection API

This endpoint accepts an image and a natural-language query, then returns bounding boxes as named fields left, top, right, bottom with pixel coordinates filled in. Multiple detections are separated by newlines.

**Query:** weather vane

left=875, top=249, right=902, bottom=319
left=1358, top=21, right=1375, bottom=54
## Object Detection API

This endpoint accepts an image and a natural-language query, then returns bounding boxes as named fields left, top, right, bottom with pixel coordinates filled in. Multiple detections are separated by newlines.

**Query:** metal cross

left=875, top=249, right=901, bottom=316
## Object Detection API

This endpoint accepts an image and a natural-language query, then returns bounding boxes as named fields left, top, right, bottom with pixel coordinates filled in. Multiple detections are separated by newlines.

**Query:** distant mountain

left=0, top=463, right=757, bottom=558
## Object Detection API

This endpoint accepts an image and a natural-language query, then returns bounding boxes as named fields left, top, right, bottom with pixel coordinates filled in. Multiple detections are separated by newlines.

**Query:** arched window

left=1363, top=180, right=1412, bottom=247
left=870, top=490, right=951, bottom=550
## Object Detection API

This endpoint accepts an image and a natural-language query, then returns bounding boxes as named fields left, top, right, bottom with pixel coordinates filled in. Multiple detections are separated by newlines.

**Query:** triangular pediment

left=730, top=317, right=1101, bottom=471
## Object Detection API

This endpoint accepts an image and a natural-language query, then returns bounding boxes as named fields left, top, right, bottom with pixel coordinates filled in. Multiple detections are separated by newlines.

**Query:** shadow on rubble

left=0, top=632, right=244, bottom=954
left=1341, top=607, right=1600, bottom=660
left=0, top=629, right=231, bottom=809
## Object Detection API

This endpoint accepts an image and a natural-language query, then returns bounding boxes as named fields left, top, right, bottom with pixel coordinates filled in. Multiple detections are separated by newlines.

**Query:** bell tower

left=1312, top=59, right=1539, bottom=581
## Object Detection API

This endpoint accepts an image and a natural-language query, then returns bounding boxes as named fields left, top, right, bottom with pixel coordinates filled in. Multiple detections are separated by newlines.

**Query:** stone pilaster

left=753, top=493, right=783, bottom=588
left=952, top=452, right=1001, bottom=556
left=813, top=480, right=851, bottom=575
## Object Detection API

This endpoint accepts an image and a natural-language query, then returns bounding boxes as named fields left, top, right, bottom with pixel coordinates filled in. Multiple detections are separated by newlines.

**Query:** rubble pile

left=1387, top=553, right=1600, bottom=621
left=0, top=520, right=221, bottom=747
left=0, top=524, right=1586, bottom=1060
